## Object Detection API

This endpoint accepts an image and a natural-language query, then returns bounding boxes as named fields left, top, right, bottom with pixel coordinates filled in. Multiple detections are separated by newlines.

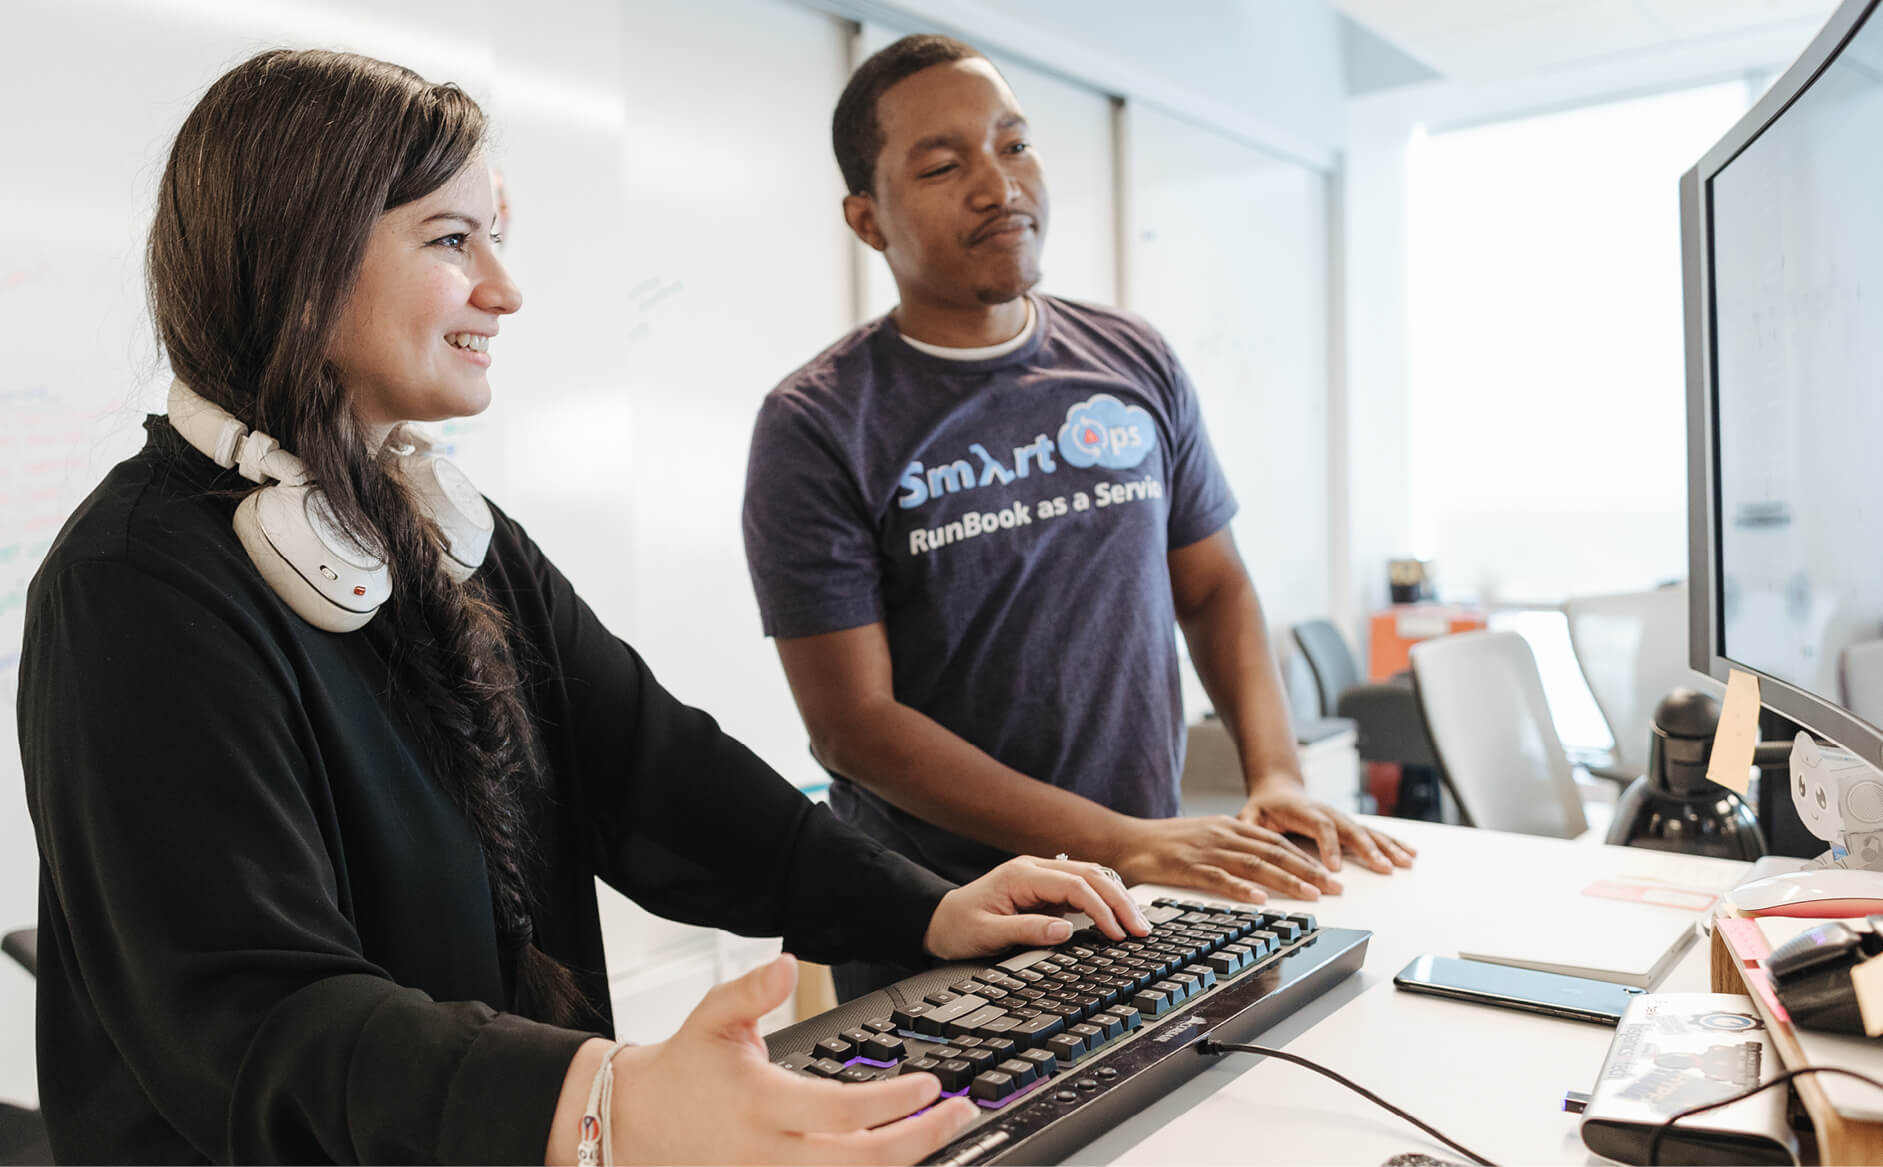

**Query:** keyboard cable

left=1197, top=1039, right=1497, bottom=1166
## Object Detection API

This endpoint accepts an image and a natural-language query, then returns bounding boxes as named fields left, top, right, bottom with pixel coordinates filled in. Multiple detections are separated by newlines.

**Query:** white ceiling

left=1331, top=0, right=1841, bottom=83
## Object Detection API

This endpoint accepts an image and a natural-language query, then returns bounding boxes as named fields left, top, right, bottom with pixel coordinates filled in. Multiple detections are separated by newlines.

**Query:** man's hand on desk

left=922, top=855, right=1152, bottom=961
left=1236, top=775, right=1417, bottom=876
left=1104, top=813, right=1341, bottom=904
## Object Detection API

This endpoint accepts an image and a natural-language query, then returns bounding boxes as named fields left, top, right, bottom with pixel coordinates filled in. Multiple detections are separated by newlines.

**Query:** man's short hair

left=832, top=34, right=986, bottom=196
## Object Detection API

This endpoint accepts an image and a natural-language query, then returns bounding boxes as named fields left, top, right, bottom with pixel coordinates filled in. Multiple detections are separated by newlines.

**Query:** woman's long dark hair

left=147, top=48, right=585, bottom=1026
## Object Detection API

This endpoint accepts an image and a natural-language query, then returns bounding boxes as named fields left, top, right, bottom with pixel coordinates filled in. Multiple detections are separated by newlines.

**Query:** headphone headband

left=163, top=378, right=489, bottom=630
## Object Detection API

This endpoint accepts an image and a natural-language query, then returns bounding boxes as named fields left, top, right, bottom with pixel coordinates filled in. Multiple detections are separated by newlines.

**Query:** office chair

left=1410, top=629, right=1588, bottom=839
left=0, top=929, right=46, bottom=1166
left=1562, top=583, right=1718, bottom=783
left=1291, top=620, right=1444, bottom=819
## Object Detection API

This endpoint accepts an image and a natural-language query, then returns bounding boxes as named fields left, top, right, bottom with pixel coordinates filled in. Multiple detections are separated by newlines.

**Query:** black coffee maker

left=1605, top=687, right=1767, bottom=860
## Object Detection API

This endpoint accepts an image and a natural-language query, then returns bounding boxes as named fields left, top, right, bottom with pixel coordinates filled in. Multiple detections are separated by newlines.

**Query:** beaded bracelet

left=576, top=1040, right=635, bottom=1167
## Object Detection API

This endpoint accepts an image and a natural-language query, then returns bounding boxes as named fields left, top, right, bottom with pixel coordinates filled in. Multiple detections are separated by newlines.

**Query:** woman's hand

left=922, top=854, right=1152, bottom=961
left=599, top=955, right=977, bottom=1164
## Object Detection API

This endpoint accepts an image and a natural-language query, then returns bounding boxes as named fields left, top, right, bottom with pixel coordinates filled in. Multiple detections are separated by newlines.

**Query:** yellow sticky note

left=1707, top=668, right=1761, bottom=797
left=1853, top=954, right=1883, bottom=1037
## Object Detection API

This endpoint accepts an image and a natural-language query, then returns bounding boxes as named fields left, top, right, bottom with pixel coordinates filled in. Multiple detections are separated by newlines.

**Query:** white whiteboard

left=1125, top=102, right=1332, bottom=632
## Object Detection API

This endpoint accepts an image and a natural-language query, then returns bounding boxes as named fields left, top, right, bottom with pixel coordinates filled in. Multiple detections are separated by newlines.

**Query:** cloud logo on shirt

left=1057, top=394, right=1154, bottom=469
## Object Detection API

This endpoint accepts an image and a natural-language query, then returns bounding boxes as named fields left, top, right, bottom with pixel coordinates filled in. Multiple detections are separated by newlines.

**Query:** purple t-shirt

left=742, top=294, right=1237, bottom=884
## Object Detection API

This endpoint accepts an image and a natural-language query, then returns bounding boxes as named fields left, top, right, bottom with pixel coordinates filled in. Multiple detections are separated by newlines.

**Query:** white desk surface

left=1074, top=817, right=1752, bottom=1167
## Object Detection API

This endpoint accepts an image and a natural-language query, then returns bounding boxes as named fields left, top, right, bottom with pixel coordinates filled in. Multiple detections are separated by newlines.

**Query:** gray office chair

left=1410, top=629, right=1588, bottom=838
left=1, top=929, right=46, bottom=1166
left=1291, top=619, right=1445, bottom=819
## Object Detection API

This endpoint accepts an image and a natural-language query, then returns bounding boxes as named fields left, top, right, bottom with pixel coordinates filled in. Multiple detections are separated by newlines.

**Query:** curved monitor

left=1685, top=0, right=1883, bottom=768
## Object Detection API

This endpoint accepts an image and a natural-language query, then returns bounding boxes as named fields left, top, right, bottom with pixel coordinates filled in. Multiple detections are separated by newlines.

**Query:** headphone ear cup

left=233, top=484, right=391, bottom=633
left=408, top=456, right=493, bottom=582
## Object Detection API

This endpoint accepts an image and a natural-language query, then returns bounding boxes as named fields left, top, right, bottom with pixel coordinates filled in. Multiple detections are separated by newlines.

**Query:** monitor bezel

left=1684, top=0, right=1883, bottom=769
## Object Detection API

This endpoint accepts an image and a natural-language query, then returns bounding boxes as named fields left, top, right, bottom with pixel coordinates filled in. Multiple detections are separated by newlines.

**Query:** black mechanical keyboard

left=765, top=897, right=1370, bottom=1165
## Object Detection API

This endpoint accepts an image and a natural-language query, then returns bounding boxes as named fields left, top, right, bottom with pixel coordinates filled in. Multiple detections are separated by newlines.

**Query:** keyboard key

left=901, top=1055, right=941, bottom=1077
left=934, top=1059, right=973, bottom=1092
left=1015, top=968, right=1045, bottom=983
left=1047, top=953, right=1078, bottom=968
left=864, top=1016, right=898, bottom=1034
left=954, top=1035, right=984, bottom=1048
left=925, top=990, right=960, bottom=1007
left=970, top=1070, right=1016, bottom=1102
left=952, top=979, right=982, bottom=996
left=1152, top=979, right=1190, bottom=1004
left=1068, top=946, right=1095, bottom=959
left=1068, top=1021, right=1105, bottom=1050
left=1006, top=1006, right=1042, bottom=1021
left=776, top=1051, right=816, bottom=1074
left=1011, top=1013, right=1065, bottom=1048
left=917, top=994, right=990, bottom=1036
left=1019, top=1047, right=1059, bottom=1077
left=927, top=1046, right=963, bottom=1062
left=980, top=1016, right=1023, bottom=1041
left=958, top=1046, right=998, bottom=1074
left=1046, top=1033, right=1086, bottom=1065
left=998, top=1057, right=1041, bottom=1087
left=892, top=1003, right=931, bottom=1030
left=977, top=984, right=1010, bottom=1002
left=815, top=1035, right=855, bottom=1061
left=837, top=1066, right=877, bottom=1083
left=1285, top=912, right=1317, bottom=933
left=807, top=1057, right=847, bottom=1078
left=860, top=1033, right=905, bottom=1061
left=1089, top=1012, right=1125, bottom=1040
left=981, top=1037, right=1018, bottom=1060
left=949, top=1005, right=1007, bottom=1037
left=1181, top=965, right=1218, bottom=991
left=1169, top=973, right=1202, bottom=999
left=1133, top=988, right=1171, bottom=1018
left=1262, top=918, right=1303, bottom=943
left=1102, top=1004, right=1142, bottom=1032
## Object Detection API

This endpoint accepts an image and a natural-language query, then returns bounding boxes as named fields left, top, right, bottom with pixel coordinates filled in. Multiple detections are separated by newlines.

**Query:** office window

left=1405, top=82, right=1749, bottom=606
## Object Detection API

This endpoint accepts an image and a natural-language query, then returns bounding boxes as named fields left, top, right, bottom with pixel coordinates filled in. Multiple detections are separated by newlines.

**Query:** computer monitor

left=1685, top=0, right=1883, bottom=771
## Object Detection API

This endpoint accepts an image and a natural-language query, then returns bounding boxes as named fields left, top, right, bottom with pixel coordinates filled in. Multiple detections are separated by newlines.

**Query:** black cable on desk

left=1197, top=1039, right=1497, bottom=1166
left=1647, top=1065, right=1883, bottom=1166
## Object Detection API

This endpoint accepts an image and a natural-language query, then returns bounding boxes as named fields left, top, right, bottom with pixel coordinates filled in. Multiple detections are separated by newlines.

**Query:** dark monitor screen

left=1708, top=9, right=1883, bottom=730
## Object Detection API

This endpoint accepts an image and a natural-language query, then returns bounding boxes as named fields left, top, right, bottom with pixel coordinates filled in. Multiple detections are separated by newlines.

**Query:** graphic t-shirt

left=742, top=294, right=1238, bottom=883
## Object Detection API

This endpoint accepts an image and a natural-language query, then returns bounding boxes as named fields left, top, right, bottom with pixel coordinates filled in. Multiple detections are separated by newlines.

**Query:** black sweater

left=18, top=417, right=954, bottom=1164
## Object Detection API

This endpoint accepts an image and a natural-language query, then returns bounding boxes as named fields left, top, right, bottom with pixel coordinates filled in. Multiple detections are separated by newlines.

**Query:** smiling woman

left=17, top=45, right=1152, bottom=1167
left=326, top=163, right=521, bottom=432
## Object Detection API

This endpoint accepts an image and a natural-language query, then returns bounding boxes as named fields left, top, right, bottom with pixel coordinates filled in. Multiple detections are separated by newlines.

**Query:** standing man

left=743, top=35, right=1412, bottom=997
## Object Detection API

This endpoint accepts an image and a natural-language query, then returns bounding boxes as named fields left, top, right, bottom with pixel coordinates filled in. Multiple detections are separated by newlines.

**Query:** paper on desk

left=1706, top=669, right=1761, bottom=797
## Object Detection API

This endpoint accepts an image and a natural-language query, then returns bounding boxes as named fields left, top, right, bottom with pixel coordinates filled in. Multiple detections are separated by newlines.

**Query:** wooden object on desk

left=1367, top=605, right=1486, bottom=681
left=1710, top=912, right=1883, bottom=1163
left=794, top=959, right=837, bottom=1023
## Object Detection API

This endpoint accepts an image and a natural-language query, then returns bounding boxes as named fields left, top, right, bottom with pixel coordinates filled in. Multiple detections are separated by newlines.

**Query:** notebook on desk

left=1456, top=881, right=1714, bottom=989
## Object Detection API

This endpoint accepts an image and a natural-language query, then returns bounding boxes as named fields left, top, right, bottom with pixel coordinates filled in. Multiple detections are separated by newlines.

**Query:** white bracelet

left=576, top=1040, right=635, bottom=1167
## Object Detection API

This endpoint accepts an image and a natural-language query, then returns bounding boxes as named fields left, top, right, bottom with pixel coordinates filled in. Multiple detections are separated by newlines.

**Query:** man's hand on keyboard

left=1235, top=777, right=1416, bottom=876
left=607, top=954, right=978, bottom=1164
left=1105, top=814, right=1340, bottom=903
left=922, top=855, right=1152, bottom=961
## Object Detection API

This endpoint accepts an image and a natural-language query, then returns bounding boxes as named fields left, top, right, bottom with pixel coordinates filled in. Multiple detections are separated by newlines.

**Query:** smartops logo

left=897, top=394, right=1156, bottom=510
left=1057, top=394, right=1154, bottom=469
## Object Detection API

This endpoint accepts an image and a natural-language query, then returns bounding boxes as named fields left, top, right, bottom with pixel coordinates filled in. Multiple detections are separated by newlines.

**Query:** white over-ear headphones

left=166, top=379, right=494, bottom=633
